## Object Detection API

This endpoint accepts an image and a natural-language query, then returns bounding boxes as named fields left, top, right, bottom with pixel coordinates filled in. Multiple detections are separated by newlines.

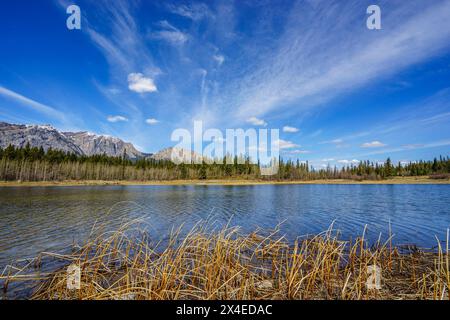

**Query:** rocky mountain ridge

left=63, top=131, right=143, bottom=158
left=150, top=147, right=203, bottom=162
left=0, top=122, right=145, bottom=159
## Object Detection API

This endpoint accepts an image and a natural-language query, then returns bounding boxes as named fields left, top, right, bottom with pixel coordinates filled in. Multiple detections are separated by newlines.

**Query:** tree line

left=0, top=144, right=449, bottom=182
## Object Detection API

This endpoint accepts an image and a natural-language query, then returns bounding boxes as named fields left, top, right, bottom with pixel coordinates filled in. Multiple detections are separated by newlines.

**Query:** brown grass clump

left=1, top=221, right=449, bottom=300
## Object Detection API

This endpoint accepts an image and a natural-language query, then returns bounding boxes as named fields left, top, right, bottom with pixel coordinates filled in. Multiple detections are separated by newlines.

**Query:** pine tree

left=385, top=157, right=393, bottom=177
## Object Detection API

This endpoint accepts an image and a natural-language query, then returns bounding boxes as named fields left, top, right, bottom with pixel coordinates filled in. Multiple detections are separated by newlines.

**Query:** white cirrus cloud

left=274, top=139, right=300, bottom=150
left=402, top=144, right=424, bottom=150
left=233, top=1, right=450, bottom=121
left=145, top=118, right=159, bottom=125
left=167, top=3, right=213, bottom=21
left=283, top=126, right=299, bottom=133
left=150, top=20, right=188, bottom=46
left=361, top=141, right=386, bottom=148
left=288, top=149, right=310, bottom=154
left=128, top=73, right=157, bottom=93
left=107, top=115, right=128, bottom=123
left=151, top=30, right=188, bottom=45
left=213, top=54, right=225, bottom=66
left=320, top=138, right=344, bottom=146
left=0, top=86, right=66, bottom=122
left=246, top=117, right=267, bottom=126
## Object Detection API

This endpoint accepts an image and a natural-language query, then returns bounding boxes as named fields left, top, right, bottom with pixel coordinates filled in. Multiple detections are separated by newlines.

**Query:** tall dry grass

left=1, top=221, right=449, bottom=300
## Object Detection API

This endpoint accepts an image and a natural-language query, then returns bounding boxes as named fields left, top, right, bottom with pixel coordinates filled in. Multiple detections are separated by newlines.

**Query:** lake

left=1, top=184, right=449, bottom=270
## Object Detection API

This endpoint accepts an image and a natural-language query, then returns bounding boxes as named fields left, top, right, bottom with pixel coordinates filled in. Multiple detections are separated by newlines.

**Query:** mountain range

left=0, top=122, right=151, bottom=159
left=0, top=122, right=208, bottom=162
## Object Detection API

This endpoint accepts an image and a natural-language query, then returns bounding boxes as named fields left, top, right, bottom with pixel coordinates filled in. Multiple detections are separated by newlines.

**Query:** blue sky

left=0, top=0, right=450, bottom=168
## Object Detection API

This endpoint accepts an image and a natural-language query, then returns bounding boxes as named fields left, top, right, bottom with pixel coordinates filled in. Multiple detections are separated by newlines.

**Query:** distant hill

left=150, top=147, right=203, bottom=163
left=0, top=122, right=145, bottom=159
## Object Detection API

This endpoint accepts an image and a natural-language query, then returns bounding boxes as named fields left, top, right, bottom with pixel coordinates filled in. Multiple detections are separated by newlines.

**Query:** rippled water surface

left=1, top=184, right=449, bottom=269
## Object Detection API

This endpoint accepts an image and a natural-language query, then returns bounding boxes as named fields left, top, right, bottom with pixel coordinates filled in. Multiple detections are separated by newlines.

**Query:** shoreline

left=0, top=176, right=449, bottom=187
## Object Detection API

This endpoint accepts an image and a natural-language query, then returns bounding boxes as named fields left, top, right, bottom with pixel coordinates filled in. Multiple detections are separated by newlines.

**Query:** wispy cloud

left=149, top=20, right=188, bottom=46
left=326, top=139, right=450, bottom=164
left=355, top=139, right=450, bottom=157
left=361, top=141, right=386, bottom=148
left=0, top=86, right=66, bottom=122
left=145, top=118, right=159, bottom=125
left=82, top=1, right=157, bottom=76
left=322, top=139, right=344, bottom=145
left=213, top=54, right=225, bottom=66
left=55, top=0, right=160, bottom=146
left=246, top=117, right=267, bottom=127
left=317, top=89, right=450, bottom=161
left=107, top=115, right=128, bottom=123
left=283, top=126, right=299, bottom=133
left=167, top=2, right=213, bottom=21
left=275, top=139, right=300, bottom=150
left=402, top=144, right=424, bottom=150
left=288, top=149, right=310, bottom=154
left=151, top=30, right=188, bottom=46
left=309, top=130, right=322, bottom=138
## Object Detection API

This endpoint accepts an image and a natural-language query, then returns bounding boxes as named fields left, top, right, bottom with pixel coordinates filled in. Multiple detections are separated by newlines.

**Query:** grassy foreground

left=0, top=176, right=449, bottom=187
left=1, top=222, right=449, bottom=300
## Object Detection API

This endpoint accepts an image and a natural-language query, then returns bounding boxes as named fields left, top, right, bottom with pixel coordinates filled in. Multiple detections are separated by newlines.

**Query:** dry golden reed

left=1, top=220, right=449, bottom=300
